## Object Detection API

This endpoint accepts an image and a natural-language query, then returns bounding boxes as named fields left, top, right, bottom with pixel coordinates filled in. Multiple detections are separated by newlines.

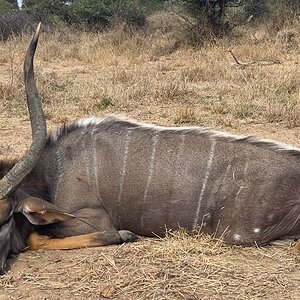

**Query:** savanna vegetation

left=0, top=1, right=300, bottom=299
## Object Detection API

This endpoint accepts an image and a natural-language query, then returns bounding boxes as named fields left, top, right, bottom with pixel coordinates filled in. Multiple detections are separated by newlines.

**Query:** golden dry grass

left=0, top=231, right=300, bottom=300
left=0, top=19, right=299, bottom=128
left=0, top=16, right=300, bottom=299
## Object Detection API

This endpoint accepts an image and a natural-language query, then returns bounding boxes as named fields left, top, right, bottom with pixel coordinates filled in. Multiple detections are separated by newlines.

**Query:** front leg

left=27, top=230, right=139, bottom=250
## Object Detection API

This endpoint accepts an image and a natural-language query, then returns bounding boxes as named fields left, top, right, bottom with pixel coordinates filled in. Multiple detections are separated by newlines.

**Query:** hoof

left=118, top=230, right=139, bottom=243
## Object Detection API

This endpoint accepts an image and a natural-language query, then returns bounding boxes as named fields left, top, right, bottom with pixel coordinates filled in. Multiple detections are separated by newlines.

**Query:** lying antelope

left=0, top=24, right=299, bottom=275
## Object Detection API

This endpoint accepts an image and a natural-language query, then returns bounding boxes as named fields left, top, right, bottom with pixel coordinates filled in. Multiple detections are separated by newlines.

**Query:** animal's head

left=0, top=23, right=67, bottom=275
left=0, top=190, right=74, bottom=275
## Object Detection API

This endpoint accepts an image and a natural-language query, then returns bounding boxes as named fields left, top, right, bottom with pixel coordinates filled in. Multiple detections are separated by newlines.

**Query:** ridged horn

left=0, top=23, right=47, bottom=199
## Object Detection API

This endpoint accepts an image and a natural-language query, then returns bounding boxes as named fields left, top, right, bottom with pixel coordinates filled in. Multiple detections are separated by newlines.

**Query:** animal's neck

left=0, top=158, right=49, bottom=203
left=21, top=167, right=49, bottom=201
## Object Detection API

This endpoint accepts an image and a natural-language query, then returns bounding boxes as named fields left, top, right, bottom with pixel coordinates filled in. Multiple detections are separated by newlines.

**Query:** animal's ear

left=14, top=191, right=74, bottom=225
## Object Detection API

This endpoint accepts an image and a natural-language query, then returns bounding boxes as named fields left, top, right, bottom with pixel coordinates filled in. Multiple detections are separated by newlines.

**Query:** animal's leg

left=27, top=230, right=138, bottom=250
left=291, top=239, right=300, bottom=253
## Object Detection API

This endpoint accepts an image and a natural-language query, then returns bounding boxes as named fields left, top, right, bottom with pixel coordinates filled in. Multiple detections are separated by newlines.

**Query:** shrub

left=243, top=0, right=271, bottom=20
left=22, top=0, right=68, bottom=24
left=68, top=0, right=164, bottom=29
left=0, top=0, right=14, bottom=11
left=0, top=10, right=33, bottom=40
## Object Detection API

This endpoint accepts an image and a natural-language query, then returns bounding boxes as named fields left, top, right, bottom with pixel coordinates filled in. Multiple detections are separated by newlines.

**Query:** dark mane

left=46, top=117, right=140, bottom=147
left=46, top=122, right=83, bottom=147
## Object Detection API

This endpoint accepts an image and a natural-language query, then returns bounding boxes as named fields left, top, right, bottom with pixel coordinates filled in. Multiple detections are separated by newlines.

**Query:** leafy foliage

left=243, top=0, right=271, bottom=19
left=22, top=0, right=68, bottom=23
left=21, top=0, right=165, bottom=28
left=0, top=0, right=15, bottom=11
left=0, top=0, right=299, bottom=41
left=68, top=0, right=164, bottom=29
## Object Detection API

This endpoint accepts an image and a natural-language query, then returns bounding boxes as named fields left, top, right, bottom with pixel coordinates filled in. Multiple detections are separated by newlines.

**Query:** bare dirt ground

left=0, top=20, right=300, bottom=299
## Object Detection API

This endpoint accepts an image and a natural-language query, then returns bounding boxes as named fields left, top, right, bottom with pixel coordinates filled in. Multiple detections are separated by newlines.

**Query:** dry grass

left=0, top=231, right=299, bottom=300
left=0, top=19, right=299, bottom=128
left=0, top=15, right=300, bottom=299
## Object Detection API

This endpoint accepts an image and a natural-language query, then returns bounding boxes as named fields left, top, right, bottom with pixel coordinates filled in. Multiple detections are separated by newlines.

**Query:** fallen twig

left=228, top=50, right=281, bottom=67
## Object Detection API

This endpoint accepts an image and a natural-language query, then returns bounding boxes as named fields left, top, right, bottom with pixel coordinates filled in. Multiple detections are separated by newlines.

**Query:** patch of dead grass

left=0, top=25, right=299, bottom=128
left=0, top=231, right=299, bottom=299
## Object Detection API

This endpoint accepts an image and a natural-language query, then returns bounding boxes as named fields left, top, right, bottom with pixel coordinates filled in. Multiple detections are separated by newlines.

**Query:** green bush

left=22, top=0, right=68, bottom=23
left=0, top=0, right=15, bottom=12
left=243, top=0, right=271, bottom=20
left=68, top=0, right=164, bottom=29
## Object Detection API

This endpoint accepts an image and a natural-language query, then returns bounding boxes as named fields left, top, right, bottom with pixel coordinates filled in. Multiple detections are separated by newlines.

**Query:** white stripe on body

left=91, top=129, right=110, bottom=213
left=193, top=139, right=217, bottom=230
left=84, top=153, right=92, bottom=187
left=92, top=129, right=100, bottom=195
left=53, top=149, right=64, bottom=201
left=234, top=162, right=249, bottom=202
left=117, top=128, right=133, bottom=227
left=170, top=133, right=186, bottom=204
left=140, top=133, right=159, bottom=231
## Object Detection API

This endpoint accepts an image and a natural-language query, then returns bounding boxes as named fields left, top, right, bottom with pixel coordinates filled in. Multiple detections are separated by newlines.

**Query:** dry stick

left=228, top=50, right=281, bottom=67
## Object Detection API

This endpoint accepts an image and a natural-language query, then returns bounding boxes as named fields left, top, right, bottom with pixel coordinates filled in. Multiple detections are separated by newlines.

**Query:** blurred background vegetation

left=0, top=0, right=299, bottom=41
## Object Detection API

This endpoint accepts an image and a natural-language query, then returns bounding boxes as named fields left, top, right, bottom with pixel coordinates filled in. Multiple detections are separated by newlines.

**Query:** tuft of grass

left=174, top=107, right=197, bottom=125
left=95, top=96, right=115, bottom=110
